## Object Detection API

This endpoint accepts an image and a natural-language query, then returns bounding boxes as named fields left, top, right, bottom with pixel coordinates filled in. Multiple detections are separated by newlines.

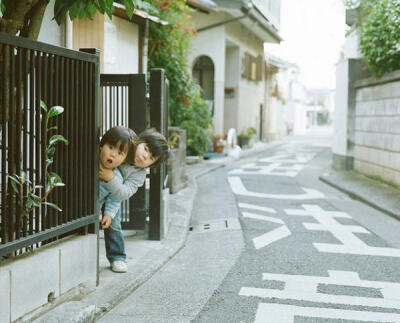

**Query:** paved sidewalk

left=33, top=142, right=278, bottom=323
left=320, top=169, right=400, bottom=220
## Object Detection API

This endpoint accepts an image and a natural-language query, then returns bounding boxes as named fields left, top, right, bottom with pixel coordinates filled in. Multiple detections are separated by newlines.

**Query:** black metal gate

left=100, top=70, right=168, bottom=237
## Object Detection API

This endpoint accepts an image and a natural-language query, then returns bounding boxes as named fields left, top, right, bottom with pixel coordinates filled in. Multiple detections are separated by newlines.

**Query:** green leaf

left=49, top=135, right=69, bottom=147
left=43, top=201, right=62, bottom=212
left=47, top=105, right=64, bottom=119
left=123, top=0, right=134, bottom=19
left=0, top=1, right=5, bottom=15
left=48, top=126, right=58, bottom=131
left=40, top=100, right=48, bottom=112
left=47, top=146, right=56, bottom=157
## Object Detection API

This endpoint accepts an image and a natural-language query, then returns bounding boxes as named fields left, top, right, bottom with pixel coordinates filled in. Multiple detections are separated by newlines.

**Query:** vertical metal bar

left=1, top=45, right=9, bottom=244
left=116, top=85, right=120, bottom=125
left=29, top=49, right=35, bottom=237
left=106, top=85, right=113, bottom=127
left=48, top=53, right=54, bottom=229
left=74, top=59, right=79, bottom=219
left=84, top=60, right=89, bottom=217
left=128, top=74, right=147, bottom=230
left=15, top=47, right=22, bottom=240
left=79, top=59, right=84, bottom=218
left=35, top=52, right=42, bottom=233
left=22, top=48, right=28, bottom=238
left=149, top=69, right=166, bottom=240
left=64, top=58, right=70, bottom=222
left=8, top=45, right=16, bottom=242
left=55, top=54, right=63, bottom=226
left=42, top=53, right=48, bottom=230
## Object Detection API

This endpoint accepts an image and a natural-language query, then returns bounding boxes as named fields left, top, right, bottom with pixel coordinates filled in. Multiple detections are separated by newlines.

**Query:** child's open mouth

left=107, top=158, right=113, bottom=164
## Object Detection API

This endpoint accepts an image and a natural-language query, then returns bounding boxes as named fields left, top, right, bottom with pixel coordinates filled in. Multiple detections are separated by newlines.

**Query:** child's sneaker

left=111, top=261, right=127, bottom=273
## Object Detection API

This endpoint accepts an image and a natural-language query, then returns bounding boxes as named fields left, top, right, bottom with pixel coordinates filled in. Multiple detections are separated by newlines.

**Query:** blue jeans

left=104, top=209, right=126, bottom=263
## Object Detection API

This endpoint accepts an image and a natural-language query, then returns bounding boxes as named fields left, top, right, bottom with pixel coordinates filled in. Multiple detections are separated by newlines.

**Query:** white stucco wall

left=333, top=59, right=350, bottom=156
left=345, top=28, right=362, bottom=59
left=224, top=46, right=240, bottom=133
left=38, top=0, right=64, bottom=46
left=104, top=16, right=139, bottom=74
left=226, top=24, right=265, bottom=137
left=189, top=26, right=226, bottom=133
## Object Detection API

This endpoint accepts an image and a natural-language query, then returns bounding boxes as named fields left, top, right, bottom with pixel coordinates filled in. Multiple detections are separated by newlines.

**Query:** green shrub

left=360, top=0, right=400, bottom=76
left=346, top=0, right=400, bottom=76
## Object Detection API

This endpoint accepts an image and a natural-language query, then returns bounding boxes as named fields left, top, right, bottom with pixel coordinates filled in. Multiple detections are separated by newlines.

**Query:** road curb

left=319, top=174, right=400, bottom=221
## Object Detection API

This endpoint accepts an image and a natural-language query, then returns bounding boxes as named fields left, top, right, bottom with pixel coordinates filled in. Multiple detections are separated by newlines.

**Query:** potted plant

left=238, top=127, right=257, bottom=148
left=212, top=134, right=226, bottom=153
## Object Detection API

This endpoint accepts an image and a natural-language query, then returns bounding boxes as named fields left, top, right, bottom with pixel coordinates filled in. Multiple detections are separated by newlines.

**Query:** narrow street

left=99, top=128, right=400, bottom=323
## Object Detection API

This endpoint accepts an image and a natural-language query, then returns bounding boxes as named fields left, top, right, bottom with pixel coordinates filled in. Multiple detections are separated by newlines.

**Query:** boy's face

left=99, top=141, right=128, bottom=170
left=134, top=143, right=159, bottom=168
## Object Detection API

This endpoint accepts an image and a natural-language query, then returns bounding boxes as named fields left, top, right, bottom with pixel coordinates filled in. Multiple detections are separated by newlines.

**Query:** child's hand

left=99, top=164, right=115, bottom=182
left=101, top=215, right=112, bottom=229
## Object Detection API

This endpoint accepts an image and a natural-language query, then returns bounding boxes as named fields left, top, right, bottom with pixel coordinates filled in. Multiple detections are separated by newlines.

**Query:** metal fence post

left=149, top=69, right=168, bottom=240
left=128, top=74, right=148, bottom=230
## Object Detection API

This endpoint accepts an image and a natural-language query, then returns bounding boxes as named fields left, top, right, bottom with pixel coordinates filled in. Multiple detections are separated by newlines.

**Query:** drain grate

left=189, top=218, right=241, bottom=233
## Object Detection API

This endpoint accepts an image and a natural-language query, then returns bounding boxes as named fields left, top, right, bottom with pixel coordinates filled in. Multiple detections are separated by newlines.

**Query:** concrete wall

left=0, top=235, right=97, bottom=322
left=224, top=46, right=240, bottom=133
left=38, top=0, right=64, bottom=46
left=333, top=59, right=370, bottom=170
left=353, top=70, right=400, bottom=186
left=189, top=25, right=226, bottom=134
left=104, top=16, right=139, bottom=74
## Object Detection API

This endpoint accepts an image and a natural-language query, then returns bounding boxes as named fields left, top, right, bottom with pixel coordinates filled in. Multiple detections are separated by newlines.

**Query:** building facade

left=188, top=0, right=282, bottom=139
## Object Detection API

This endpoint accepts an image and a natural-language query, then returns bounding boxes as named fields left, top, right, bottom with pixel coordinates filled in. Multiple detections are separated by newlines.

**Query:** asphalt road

left=99, top=128, right=400, bottom=323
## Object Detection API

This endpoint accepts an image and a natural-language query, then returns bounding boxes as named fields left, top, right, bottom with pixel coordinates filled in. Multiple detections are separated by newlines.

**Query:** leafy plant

left=359, top=0, right=400, bottom=76
left=144, top=0, right=212, bottom=155
left=8, top=101, right=68, bottom=221
left=344, top=0, right=400, bottom=76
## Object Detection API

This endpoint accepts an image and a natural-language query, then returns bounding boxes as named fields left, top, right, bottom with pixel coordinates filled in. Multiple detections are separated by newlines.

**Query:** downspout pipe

left=197, top=1, right=253, bottom=32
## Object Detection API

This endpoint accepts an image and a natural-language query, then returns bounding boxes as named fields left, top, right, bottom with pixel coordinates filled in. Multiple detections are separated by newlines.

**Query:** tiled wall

left=354, top=71, right=400, bottom=186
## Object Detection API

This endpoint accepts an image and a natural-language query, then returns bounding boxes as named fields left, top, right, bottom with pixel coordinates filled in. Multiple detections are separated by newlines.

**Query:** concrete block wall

left=0, top=234, right=97, bottom=322
left=353, top=70, right=400, bottom=186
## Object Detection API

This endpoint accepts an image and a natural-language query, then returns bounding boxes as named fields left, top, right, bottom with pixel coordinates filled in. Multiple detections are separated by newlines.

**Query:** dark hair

left=136, top=128, right=169, bottom=169
left=100, top=126, right=135, bottom=164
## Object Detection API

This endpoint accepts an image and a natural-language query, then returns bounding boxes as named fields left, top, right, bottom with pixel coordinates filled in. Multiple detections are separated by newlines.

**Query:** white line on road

left=253, top=225, right=291, bottom=249
left=239, top=203, right=276, bottom=213
left=242, top=212, right=284, bottom=224
left=228, top=177, right=325, bottom=200
left=254, top=303, right=400, bottom=323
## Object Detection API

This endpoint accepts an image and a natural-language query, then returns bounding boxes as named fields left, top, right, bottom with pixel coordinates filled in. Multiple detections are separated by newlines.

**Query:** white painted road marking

left=229, top=162, right=303, bottom=177
left=242, top=212, right=284, bottom=224
left=254, top=304, right=400, bottom=323
left=228, top=177, right=325, bottom=200
left=239, top=203, right=276, bottom=214
left=252, top=226, right=291, bottom=250
left=285, top=204, right=400, bottom=257
left=240, top=270, right=400, bottom=309
left=258, top=152, right=316, bottom=163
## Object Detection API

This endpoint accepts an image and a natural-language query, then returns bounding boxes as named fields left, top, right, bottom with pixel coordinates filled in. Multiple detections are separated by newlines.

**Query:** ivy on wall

left=144, top=0, right=212, bottom=155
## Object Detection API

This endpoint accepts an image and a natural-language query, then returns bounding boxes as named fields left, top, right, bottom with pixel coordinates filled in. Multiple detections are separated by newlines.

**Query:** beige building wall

left=226, top=23, right=265, bottom=136
left=73, top=13, right=105, bottom=72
